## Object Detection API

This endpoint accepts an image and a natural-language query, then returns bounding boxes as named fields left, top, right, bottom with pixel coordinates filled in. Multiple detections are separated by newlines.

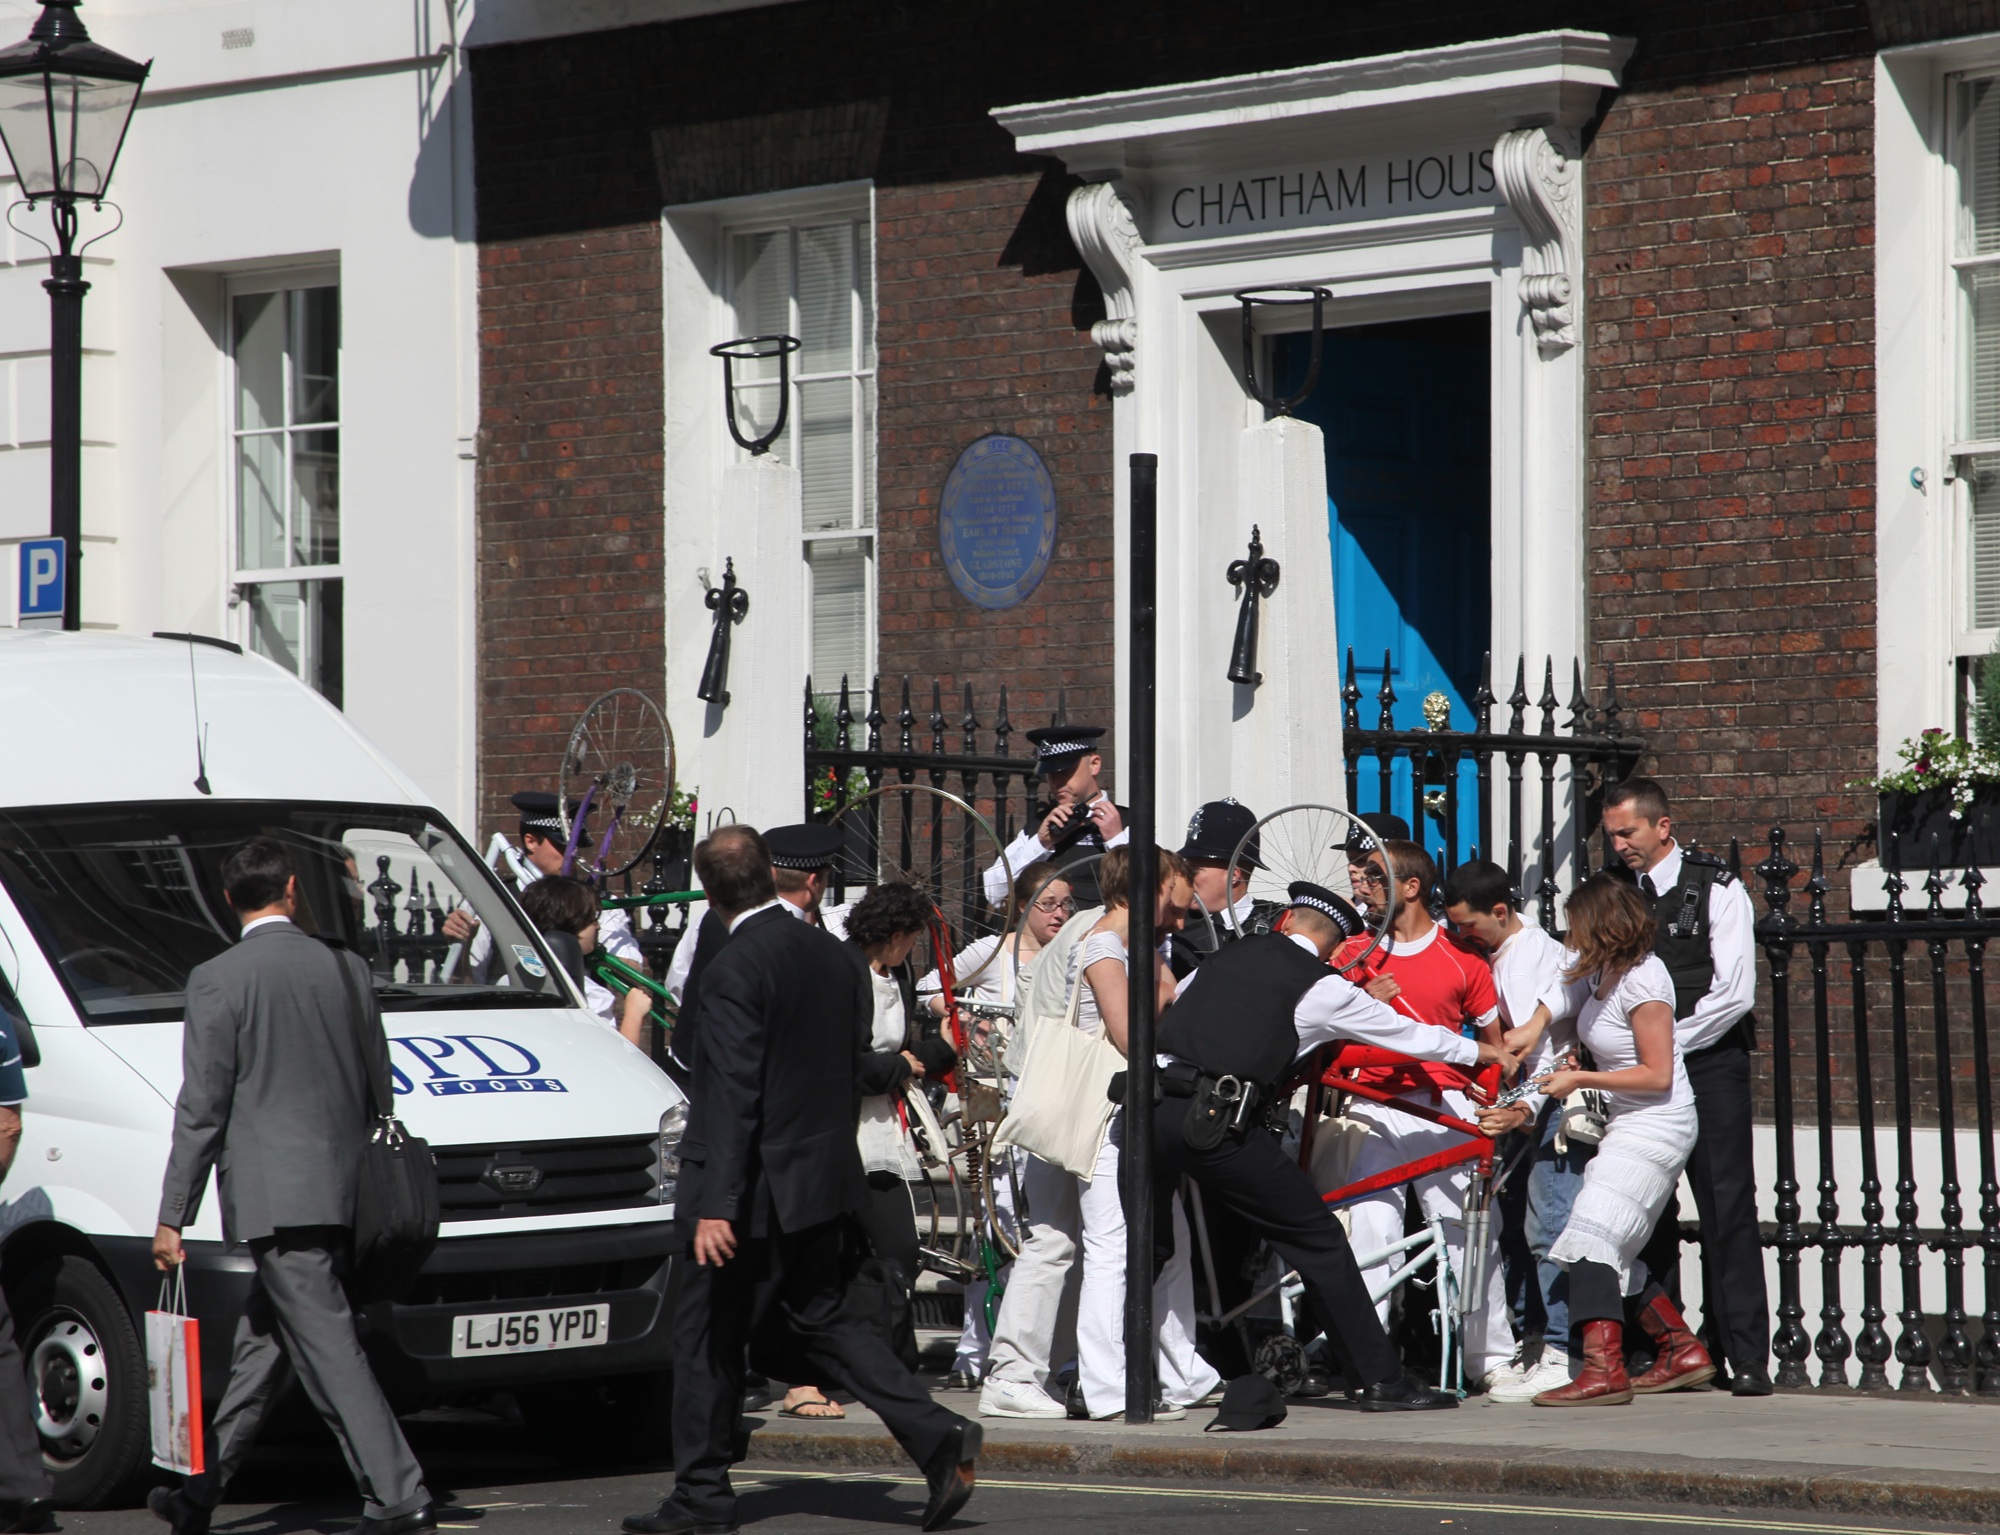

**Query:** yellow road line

left=744, top=1466, right=1970, bottom=1535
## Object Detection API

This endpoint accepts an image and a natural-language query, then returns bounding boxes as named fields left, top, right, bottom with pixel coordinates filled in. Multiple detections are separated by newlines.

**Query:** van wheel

left=519, top=1372, right=672, bottom=1467
left=14, top=1257, right=150, bottom=1508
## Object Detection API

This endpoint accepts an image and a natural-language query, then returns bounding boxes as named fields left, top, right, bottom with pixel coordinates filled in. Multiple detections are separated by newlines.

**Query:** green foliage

left=1975, top=641, right=2000, bottom=756
left=1870, top=728, right=2000, bottom=819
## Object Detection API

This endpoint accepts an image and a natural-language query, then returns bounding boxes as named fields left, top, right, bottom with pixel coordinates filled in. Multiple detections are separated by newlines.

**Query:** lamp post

left=0, top=1, right=148, bottom=631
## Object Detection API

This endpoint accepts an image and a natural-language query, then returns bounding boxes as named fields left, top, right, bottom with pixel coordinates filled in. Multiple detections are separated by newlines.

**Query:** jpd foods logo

left=389, top=1034, right=567, bottom=1097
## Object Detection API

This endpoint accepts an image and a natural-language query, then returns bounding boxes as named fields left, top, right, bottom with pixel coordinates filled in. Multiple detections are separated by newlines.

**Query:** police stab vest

left=1158, top=933, right=1330, bottom=1093
left=1632, top=849, right=1738, bottom=1024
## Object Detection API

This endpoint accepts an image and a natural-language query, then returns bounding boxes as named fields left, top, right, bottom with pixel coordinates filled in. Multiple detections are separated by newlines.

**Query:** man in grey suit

left=150, top=838, right=433, bottom=1535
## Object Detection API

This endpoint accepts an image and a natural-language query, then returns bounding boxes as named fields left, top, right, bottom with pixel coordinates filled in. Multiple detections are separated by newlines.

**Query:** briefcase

left=333, top=949, right=441, bottom=1302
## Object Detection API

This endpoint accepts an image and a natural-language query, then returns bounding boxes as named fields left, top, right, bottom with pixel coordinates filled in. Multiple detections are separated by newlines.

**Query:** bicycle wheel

left=559, top=689, right=675, bottom=879
left=1229, top=803, right=1396, bottom=972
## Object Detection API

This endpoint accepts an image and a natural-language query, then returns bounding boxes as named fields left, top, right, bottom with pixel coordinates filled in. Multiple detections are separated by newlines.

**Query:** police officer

left=1149, top=881, right=1510, bottom=1409
left=767, top=822, right=853, bottom=937
left=1168, top=797, right=1284, bottom=978
left=1603, top=777, right=1769, bottom=1396
left=982, top=726, right=1127, bottom=906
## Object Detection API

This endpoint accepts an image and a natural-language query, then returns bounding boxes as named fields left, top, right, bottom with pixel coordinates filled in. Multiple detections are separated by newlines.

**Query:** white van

left=0, top=630, right=687, bottom=1505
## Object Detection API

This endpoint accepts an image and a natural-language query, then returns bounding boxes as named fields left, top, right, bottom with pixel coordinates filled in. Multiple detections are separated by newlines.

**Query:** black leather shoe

left=920, top=1419, right=980, bottom=1532
left=1729, top=1370, right=1773, bottom=1397
left=0, top=1498, right=55, bottom=1534
left=620, top=1505, right=737, bottom=1535
left=148, top=1486, right=208, bottom=1535
left=1293, top=1369, right=1333, bottom=1399
left=355, top=1505, right=438, bottom=1535
left=1357, top=1372, right=1460, bottom=1411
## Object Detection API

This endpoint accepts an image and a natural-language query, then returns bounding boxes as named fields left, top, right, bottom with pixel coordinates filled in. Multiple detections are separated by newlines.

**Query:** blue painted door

left=1275, top=314, right=1490, bottom=859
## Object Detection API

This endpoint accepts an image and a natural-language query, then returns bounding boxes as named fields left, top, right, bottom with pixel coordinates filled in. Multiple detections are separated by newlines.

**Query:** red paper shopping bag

left=146, top=1272, right=203, bottom=1474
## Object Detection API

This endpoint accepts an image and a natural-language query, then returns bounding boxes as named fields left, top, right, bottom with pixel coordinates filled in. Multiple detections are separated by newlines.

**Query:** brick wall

left=874, top=172, right=1115, bottom=756
left=475, top=223, right=666, bottom=840
left=1585, top=51, right=1877, bottom=874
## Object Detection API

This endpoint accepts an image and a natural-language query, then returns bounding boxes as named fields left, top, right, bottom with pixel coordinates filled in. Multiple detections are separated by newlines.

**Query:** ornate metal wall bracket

left=1235, top=286, right=1330, bottom=416
left=697, top=558, right=750, bottom=705
left=1225, top=524, right=1281, bottom=686
left=710, top=334, right=801, bottom=454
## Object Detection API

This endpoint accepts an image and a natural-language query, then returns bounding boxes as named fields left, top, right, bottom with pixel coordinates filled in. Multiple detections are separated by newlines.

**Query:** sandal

left=777, top=1389, right=846, bottom=1420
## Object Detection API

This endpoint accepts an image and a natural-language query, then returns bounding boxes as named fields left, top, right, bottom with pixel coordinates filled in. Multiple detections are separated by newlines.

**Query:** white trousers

left=955, top=1145, right=1028, bottom=1376
left=983, top=1150, right=1081, bottom=1394
left=1344, top=1089, right=1515, bottom=1378
left=1075, top=1117, right=1220, bottom=1418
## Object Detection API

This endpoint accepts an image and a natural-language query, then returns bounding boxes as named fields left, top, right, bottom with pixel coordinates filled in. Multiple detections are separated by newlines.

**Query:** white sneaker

left=1486, top=1351, right=1577, bottom=1402
left=1478, top=1357, right=1530, bottom=1394
left=979, top=1376, right=1067, bottom=1418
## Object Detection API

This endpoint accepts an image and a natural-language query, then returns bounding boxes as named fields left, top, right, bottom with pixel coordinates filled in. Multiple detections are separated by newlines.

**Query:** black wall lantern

left=1234, top=286, right=1330, bottom=417
left=0, top=0, right=148, bottom=631
left=696, top=558, right=749, bottom=705
left=710, top=334, right=801, bottom=455
left=1225, top=525, right=1281, bottom=686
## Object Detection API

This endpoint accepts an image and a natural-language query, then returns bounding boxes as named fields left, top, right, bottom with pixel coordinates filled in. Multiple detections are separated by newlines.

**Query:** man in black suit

left=624, top=826, right=979, bottom=1535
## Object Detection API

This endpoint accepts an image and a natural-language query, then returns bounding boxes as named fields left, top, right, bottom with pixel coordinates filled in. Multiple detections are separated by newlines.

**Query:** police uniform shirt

left=1638, top=841, right=1755, bottom=1052
left=470, top=861, right=642, bottom=1022
left=1165, top=932, right=1483, bottom=1067
left=0, top=1005, right=27, bottom=1108
left=982, top=790, right=1129, bottom=906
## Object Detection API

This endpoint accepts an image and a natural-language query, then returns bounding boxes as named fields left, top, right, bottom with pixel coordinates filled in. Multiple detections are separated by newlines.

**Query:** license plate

left=450, top=1304, right=610, bottom=1358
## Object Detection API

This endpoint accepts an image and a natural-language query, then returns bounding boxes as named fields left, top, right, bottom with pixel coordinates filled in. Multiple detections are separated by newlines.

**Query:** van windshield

left=0, top=801, right=571, bottom=1023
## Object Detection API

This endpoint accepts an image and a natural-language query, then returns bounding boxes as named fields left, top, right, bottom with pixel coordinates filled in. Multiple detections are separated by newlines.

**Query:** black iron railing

left=1342, top=650, right=1645, bottom=930
left=1752, top=827, right=2000, bottom=1394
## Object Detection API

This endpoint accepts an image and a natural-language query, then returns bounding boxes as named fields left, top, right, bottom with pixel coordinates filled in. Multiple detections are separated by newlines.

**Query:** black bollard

left=1124, top=452, right=1159, bottom=1424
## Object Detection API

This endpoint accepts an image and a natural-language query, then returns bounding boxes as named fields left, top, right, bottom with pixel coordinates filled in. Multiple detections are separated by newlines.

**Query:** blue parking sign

left=17, top=539, right=63, bottom=620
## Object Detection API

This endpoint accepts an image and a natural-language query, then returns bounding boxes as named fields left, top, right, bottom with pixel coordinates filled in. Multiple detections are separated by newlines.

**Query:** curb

left=745, top=1425, right=2000, bottom=1525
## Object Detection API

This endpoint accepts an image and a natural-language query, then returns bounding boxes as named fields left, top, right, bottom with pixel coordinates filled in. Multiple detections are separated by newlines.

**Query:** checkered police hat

left=1287, top=881, right=1363, bottom=938
left=1025, top=725, right=1105, bottom=776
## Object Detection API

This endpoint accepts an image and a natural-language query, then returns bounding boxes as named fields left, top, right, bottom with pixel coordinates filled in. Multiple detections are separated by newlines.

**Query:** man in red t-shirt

left=1333, top=840, right=1516, bottom=1388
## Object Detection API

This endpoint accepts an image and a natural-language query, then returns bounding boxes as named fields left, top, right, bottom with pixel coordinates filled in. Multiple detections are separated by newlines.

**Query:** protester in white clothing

left=916, top=869, right=1075, bottom=1388
left=980, top=847, right=1219, bottom=1422
left=1477, top=874, right=1715, bottom=1408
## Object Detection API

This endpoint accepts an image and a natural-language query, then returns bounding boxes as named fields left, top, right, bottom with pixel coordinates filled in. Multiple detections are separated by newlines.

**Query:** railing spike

left=835, top=674, right=854, bottom=752
left=1963, top=859, right=1985, bottom=919
left=962, top=682, right=979, bottom=755
left=930, top=680, right=947, bottom=755
left=1926, top=831, right=1948, bottom=917
left=867, top=675, right=885, bottom=753
left=1884, top=862, right=1906, bottom=922
left=1568, top=658, right=1591, bottom=736
left=1538, top=657, right=1558, bottom=737
left=1755, top=826, right=1799, bottom=933
left=804, top=676, right=818, bottom=754
left=1342, top=647, right=1362, bottom=732
left=1807, top=827, right=1829, bottom=926
left=1508, top=654, right=1529, bottom=736
left=898, top=675, right=915, bottom=754
left=1473, top=651, right=1495, bottom=734
left=1377, top=648, right=1396, bottom=731
left=995, top=683, right=1013, bottom=745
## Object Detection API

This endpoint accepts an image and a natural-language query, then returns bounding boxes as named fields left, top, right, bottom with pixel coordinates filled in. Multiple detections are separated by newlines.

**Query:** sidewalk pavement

left=746, top=1384, right=2000, bottom=1524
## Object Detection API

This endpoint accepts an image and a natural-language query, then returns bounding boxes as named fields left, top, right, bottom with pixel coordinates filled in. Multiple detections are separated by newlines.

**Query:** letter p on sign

left=18, top=538, right=63, bottom=621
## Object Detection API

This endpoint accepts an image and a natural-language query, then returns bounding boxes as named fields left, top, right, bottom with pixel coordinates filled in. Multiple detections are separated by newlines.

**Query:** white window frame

left=224, top=264, right=344, bottom=695
left=718, top=206, right=878, bottom=687
left=1946, top=67, right=2000, bottom=661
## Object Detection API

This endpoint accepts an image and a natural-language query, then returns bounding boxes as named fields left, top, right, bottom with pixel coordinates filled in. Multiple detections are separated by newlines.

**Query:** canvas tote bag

left=991, top=908, right=1124, bottom=1180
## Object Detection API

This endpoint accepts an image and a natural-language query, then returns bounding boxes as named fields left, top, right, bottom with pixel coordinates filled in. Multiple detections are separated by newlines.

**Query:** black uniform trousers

left=1149, top=1096, right=1401, bottom=1389
left=0, top=1275, right=49, bottom=1505
left=668, top=1214, right=960, bottom=1523
left=1635, top=1036, right=1770, bottom=1376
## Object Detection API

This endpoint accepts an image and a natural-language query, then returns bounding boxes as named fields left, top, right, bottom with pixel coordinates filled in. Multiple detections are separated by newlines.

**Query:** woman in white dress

left=1068, top=845, right=1220, bottom=1421
left=917, top=867, right=1076, bottom=1388
left=1483, top=873, right=1715, bottom=1407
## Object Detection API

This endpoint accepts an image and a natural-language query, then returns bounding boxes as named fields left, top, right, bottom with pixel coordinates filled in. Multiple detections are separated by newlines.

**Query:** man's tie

left=1640, top=873, right=1659, bottom=900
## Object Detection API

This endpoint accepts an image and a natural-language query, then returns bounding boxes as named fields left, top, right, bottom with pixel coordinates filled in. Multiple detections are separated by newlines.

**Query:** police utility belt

left=1108, top=1061, right=1270, bottom=1152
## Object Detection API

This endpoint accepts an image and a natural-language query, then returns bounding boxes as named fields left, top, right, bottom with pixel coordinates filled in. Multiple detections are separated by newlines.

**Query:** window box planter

left=1878, top=786, right=2000, bottom=871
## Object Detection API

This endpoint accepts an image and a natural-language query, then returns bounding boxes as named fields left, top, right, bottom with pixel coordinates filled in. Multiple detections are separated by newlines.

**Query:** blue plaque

left=939, top=434, right=1057, bottom=610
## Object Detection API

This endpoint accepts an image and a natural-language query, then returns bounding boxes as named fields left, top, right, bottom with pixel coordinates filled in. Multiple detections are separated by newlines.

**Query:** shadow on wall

left=406, top=50, right=465, bottom=242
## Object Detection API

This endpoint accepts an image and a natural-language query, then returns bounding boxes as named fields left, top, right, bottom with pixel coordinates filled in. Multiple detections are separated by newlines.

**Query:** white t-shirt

left=857, top=968, right=918, bottom=1177
left=1069, top=929, right=1128, bottom=1041
left=1553, top=953, right=1694, bottom=1121
left=1489, top=923, right=1570, bottom=1077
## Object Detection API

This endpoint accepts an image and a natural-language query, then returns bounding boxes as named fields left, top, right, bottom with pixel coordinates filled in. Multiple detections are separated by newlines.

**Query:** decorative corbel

left=1065, top=178, right=1145, bottom=395
left=1494, top=126, right=1582, bottom=359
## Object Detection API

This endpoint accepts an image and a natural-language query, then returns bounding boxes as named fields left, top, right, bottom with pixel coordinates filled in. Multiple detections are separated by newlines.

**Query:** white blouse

left=1069, top=929, right=1128, bottom=1041
left=1553, top=952, right=1695, bottom=1123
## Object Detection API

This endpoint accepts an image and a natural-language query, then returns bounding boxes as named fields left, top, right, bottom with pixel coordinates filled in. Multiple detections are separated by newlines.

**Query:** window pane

left=799, top=378, right=854, bottom=531
left=857, top=217, right=876, bottom=371
left=729, top=231, right=790, bottom=381
left=236, top=432, right=285, bottom=570
left=1966, top=266, right=2000, bottom=442
left=808, top=538, right=869, bottom=688
left=291, top=287, right=339, bottom=425
left=859, top=376, right=877, bottom=529
left=234, top=292, right=284, bottom=434
left=247, top=579, right=343, bottom=708
left=293, top=429, right=339, bottom=565
left=797, top=222, right=854, bottom=374
left=1973, top=457, right=2000, bottom=629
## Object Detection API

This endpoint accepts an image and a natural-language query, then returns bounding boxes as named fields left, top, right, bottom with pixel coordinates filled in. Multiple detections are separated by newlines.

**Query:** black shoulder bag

left=332, top=950, right=440, bottom=1302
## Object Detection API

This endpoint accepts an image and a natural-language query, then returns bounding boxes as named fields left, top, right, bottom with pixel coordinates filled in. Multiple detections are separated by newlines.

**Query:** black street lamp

left=0, top=1, right=148, bottom=630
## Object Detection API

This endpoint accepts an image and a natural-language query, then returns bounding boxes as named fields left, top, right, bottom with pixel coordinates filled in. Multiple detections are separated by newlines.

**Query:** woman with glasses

left=918, top=866, right=1076, bottom=1388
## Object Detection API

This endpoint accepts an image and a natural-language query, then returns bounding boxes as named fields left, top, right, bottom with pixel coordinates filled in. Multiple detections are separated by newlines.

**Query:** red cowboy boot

left=1534, top=1320, right=1634, bottom=1406
left=1630, top=1289, right=1717, bottom=1395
